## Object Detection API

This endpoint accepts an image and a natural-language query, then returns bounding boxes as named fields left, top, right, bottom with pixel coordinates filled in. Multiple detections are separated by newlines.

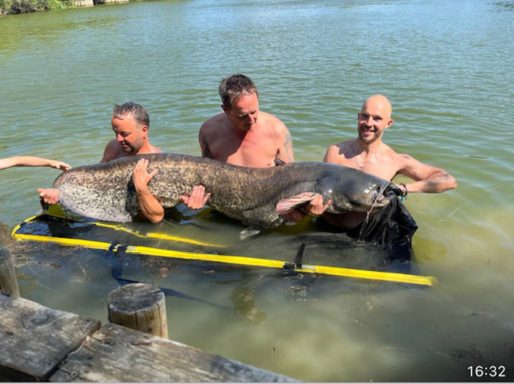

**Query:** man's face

left=357, top=100, right=393, bottom=143
left=225, top=92, right=259, bottom=132
left=112, top=113, right=147, bottom=154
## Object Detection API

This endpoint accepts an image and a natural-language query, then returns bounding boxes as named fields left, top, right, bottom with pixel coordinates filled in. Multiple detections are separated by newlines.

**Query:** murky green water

left=1, top=0, right=513, bottom=381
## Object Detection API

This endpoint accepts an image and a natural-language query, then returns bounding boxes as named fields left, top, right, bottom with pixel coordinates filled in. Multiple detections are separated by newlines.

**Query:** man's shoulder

left=104, top=138, right=118, bottom=149
left=101, top=139, right=124, bottom=162
left=149, top=145, right=163, bottom=154
left=200, top=113, right=229, bottom=136
left=261, top=111, right=285, bottom=124
left=259, top=111, right=288, bottom=135
left=201, top=113, right=226, bottom=128
left=329, top=139, right=354, bottom=153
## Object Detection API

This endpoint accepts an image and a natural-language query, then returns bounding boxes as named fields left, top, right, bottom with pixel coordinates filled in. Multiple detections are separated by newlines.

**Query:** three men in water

left=38, top=76, right=457, bottom=233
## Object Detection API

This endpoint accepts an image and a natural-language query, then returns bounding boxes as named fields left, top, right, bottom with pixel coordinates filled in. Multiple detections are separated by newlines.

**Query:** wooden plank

left=51, top=323, right=297, bottom=382
left=0, top=295, right=100, bottom=381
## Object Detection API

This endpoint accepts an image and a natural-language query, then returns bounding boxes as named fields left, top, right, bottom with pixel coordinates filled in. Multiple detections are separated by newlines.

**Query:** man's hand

left=38, top=188, right=60, bottom=204
left=276, top=192, right=332, bottom=223
left=132, top=159, right=158, bottom=191
left=49, top=161, right=71, bottom=171
left=305, top=193, right=331, bottom=217
left=180, top=185, right=211, bottom=210
left=132, top=159, right=164, bottom=223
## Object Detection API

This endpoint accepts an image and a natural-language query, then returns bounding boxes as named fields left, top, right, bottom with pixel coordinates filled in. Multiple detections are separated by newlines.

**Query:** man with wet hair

left=38, top=102, right=170, bottom=223
left=100, top=102, right=159, bottom=162
left=201, top=74, right=293, bottom=167
left=182, top=74, right=296, bottom=209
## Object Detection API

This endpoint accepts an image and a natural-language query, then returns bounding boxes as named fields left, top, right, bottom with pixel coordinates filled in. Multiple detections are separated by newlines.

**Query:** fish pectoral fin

left=275, top=192, right=318, bottom=215
left=240, top=228, right=261, bottom=240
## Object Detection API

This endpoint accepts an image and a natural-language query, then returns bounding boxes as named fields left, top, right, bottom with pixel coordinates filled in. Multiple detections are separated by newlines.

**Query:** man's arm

left=132, top=159, right=165, bottom=223
left=199, top=126, right=214, bottom=159
left=1, top=156, right=70, bottom=171
left=323, top=144, right=342, bottom=164
left=398, top=154, right=458, bottom=194
left=276, top=124, right=294, bottom=163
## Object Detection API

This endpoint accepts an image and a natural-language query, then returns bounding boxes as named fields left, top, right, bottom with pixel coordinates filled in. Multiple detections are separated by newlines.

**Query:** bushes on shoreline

left=0, top=0, right=72, bottom=15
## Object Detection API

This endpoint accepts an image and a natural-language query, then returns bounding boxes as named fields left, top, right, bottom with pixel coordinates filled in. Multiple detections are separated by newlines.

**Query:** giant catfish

left=52, top=153, right=402, bottom=228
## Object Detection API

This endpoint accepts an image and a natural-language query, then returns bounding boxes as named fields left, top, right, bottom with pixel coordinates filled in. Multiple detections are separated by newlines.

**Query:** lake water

left=1, top=0, right=513, bottom=381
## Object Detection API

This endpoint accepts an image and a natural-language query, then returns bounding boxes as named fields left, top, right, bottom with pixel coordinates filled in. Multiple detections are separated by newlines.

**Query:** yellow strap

left=93, top=222, right=226, bottom=248
left=297, top=264, right=435, bottom=286
left=123, top=245, right=435, bottom=287
left=12, top=228, right=435, bottom=287
left=13, top=233, right=112, bottom=251
left=42, top=207, right=226, bottom=248
left=125, top=245, right=287, bottom=269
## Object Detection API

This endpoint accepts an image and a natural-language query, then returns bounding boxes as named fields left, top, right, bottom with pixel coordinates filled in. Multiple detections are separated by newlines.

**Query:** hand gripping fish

left=53, top=153, right=402, bottom=228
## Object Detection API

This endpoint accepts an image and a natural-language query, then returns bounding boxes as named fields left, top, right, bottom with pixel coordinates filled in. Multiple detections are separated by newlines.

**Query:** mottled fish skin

left=53, top=153, right=401, bottom=227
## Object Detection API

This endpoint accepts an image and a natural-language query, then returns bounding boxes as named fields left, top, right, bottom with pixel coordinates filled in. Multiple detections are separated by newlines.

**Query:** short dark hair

left=113, top=102, right=150, bottom=128
left=219, top=74, right=259, bottom=109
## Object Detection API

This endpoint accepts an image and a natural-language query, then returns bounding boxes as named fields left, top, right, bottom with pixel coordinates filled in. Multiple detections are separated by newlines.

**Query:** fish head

left=317, top=168, right=401, bottom=213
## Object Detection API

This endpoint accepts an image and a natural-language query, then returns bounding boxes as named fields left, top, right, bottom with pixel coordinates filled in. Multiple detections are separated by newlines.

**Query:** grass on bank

left=1, top=0, right=135, bottom=15
left=1, top=0, right=75, bottom=15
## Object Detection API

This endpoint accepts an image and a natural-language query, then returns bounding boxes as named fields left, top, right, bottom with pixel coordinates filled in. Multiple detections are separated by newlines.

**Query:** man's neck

left=355, top=138, right=383, bottom=154
left=136, top=142, right=156, bottom=155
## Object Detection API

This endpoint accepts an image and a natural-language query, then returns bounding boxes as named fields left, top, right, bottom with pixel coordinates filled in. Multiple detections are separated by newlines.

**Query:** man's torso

left=201, top=112, right=285, bottom=168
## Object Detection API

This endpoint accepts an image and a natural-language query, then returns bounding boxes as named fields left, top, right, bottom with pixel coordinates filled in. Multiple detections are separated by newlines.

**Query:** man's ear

left=386, top=118, right=395, bottom=129
left=221, top=104, right=229, bottom=114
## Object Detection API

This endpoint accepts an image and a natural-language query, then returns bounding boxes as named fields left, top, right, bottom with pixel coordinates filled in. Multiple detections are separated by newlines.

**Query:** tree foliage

left=1, top=0, right=73, bottom=15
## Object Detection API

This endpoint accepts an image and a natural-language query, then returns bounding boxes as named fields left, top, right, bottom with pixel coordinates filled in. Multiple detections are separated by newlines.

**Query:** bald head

left=362, top=95, right=392, bottom=119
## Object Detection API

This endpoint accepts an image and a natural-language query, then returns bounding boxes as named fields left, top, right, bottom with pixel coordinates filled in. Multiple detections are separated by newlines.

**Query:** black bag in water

left=351, top=197, right=418, bottom=263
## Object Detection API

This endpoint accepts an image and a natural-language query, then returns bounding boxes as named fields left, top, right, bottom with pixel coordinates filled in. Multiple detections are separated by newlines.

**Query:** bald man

left=318, top=94, right=457, bottom=231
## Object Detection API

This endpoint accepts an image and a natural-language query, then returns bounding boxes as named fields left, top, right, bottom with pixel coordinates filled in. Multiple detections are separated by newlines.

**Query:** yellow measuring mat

left=11, top=213, right=436, bottom=287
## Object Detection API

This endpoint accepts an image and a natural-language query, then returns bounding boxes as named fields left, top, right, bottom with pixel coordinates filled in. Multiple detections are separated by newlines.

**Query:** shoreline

left=0, top=0, right=130, bottom=16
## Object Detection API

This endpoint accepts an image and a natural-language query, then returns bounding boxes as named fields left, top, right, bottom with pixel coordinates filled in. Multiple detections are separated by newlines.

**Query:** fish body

left=54, top=153, right=401, bottom=227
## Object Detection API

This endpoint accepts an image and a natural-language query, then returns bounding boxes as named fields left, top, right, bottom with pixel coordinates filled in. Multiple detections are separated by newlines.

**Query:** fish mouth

left=369, top=183, right=399, bottom=208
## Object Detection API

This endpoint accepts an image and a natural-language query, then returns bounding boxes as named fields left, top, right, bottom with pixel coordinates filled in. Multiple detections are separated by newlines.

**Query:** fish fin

left=275, top=192, right=318, bottom=214
left=240, top=228, right=261, bottom=240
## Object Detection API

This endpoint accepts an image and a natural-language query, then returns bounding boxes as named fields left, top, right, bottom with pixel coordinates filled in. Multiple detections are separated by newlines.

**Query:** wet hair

left=112, top=102, right=150, bottom=128
left=219, top=74, right=259, bottom=109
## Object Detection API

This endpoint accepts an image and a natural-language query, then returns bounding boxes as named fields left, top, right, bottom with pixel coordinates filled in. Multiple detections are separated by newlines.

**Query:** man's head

left=219, top=74, right=260, bottom=132
left=111, top=102, right=150, bottom=155
left=357, top=95, right=394, bottom=144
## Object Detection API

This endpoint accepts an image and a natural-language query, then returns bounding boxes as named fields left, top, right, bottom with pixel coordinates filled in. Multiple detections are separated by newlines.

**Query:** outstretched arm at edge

left=0, top=156, right=71, bottom=171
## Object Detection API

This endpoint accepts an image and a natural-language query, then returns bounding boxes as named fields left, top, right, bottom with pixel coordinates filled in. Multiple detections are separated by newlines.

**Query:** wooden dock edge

left=0, top=295, right=297, bottom=382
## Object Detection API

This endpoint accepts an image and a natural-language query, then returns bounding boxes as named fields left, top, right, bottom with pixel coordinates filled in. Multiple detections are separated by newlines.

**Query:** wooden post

left=107, top=283, right=168, bottom=338
left=0, top=246, right=20, bottom=299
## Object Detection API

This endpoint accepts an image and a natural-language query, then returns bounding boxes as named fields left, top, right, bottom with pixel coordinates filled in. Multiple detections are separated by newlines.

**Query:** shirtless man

left=38, top=102, right=168, bottom=223
left=320, top=94, right=457, bottom=230
left=182, top=74, right=298, bottom=209
left=200, top=74, right=293, bottom=167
